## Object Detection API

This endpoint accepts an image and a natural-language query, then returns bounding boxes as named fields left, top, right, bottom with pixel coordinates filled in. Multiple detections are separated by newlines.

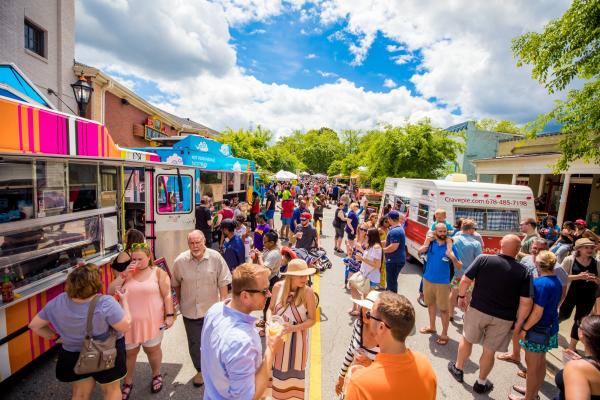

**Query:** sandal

left=497, top=353, right=521, bottom=364
left=121, top=383, right=133, bottom=400
left=436, top=336, right=450, bottom=345
left=517, top=369, right=527, bottom=379
left=511, top=386, right=539, bottom=399
left=419, top=327, right=437, bottom=334
left=417, top=296, right=427, bottom=308
left=151, top=374, right=163, bottom=394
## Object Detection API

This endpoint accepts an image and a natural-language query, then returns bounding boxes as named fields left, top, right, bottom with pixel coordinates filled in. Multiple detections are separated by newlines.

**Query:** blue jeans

left=386, top=262, right=404, bottom=293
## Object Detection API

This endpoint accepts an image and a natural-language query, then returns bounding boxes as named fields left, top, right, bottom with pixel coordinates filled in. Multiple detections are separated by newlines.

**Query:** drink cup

left=267, top=315, right=285, bottom=337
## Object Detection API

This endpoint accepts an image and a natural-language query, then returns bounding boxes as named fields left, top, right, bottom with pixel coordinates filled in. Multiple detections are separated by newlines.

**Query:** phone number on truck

left=443, top=197, right=529, bottom=207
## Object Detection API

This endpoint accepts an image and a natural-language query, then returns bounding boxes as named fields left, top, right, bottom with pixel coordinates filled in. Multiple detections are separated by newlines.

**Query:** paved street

left=1, top=207, right=561, bottom=399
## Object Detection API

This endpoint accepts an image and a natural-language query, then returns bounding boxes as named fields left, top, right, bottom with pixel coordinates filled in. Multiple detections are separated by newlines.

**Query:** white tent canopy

left=275, top=170, right=298, bottom=180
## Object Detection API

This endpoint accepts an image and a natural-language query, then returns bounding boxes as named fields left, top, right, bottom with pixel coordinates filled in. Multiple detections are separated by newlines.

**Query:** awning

left=275, top=170, right=298, bottom=180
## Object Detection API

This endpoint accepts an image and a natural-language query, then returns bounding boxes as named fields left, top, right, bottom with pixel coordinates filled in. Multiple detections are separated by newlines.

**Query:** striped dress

left=271, top=290, right=310, bottom=400
left=339, top=318, right=379, bottom=379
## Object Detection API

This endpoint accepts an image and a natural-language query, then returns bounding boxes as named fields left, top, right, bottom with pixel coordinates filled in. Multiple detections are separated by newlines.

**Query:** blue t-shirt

left=224, top=235, right=245, bottom=271
left=345, top=210, right=359, bottom=234
left=385, top=225, right=406, bottom=264
left=453, top=234, right=482, bottom=277
left=423, top=241, right=459, bottom=284
left=532, top=275, right=562, bottom=335
left=38, top=293, right=124, bottom=352
left=430, top=220, right=455, bottom=234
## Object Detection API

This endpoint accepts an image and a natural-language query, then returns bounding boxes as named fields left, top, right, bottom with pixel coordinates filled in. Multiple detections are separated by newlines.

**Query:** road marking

left=309, top=274, right=322, bottom=400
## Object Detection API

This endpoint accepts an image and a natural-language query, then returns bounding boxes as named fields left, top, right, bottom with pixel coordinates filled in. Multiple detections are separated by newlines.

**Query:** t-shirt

left=195, top=206, right=212, bottom=231
left=346, top=210, right=359, bottom=234
left=423, top=241, right=459, bottom=284
left=295, top=224, right=317, bottom=250
left=253, top=224, right=270, bottom=251
left=281, top=199, right=294, bottom=218
left=465, top=254, right=532, bottom=321
left=38, top=293, right=124, bottom=352
left=223, top=235, right=245, bottom=271
left=385, top=225, right=406, bottom=264
left=218, top=208, right=234, bottom=220
left=235, top=225, right=251, bottom=258
left=266, top=194, right=277, bottom=211
left=532, top=275, right=562, bottom=335
left=345, top=351, right=436, bottom=400
left=263, top=247, right=282, bottom=280
left=453, top=234, right=483, bottom=276
left=520, top=255, right=568, bottom=287
left=360, top=245, right=382, bottom=284
left=430, top=220, right=454, bottom=234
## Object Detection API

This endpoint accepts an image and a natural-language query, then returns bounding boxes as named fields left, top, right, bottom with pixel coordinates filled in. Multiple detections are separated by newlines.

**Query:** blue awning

left=0, top=64, right=52, bottom=107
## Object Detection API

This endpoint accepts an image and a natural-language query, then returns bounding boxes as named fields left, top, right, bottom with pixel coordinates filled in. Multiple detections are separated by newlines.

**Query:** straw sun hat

left=351, top=290, right=381, bottom=310
left=574, top=238, right=596, bottom=249
left=281, top=259, right=316, bottom=276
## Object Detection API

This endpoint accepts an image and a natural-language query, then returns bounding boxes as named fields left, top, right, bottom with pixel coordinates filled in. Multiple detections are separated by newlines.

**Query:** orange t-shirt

left=345, top=350, right=437, bottom=400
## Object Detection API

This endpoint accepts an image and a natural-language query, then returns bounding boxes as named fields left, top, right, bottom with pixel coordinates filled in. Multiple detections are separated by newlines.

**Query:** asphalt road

left=1, top=206, right=561, bottom=399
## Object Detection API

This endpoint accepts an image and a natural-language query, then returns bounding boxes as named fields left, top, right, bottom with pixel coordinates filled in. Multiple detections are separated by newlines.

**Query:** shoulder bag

left=74, top=295, right=117, bottom=375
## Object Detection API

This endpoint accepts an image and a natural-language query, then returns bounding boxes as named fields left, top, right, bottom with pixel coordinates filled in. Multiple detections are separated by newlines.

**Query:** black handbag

left=525, top=324, right=552, bottom=346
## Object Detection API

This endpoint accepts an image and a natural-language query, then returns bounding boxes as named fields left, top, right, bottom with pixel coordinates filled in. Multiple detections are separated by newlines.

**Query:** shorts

left=346, top=231, right=356, bottom=241
left=125, top=331, right=164, bottom=350
left=281, top=217, right=292, bottom=225
left=56, top=337, right=127, bottom=384
left=334, top=227, right=345, bottom=240
left=463, top=307, right=513, bottom=352
left=313, top=214, right=323, bottom=222
left=519, top=334, right=559, bottom=353
left=265, top=210, right=275, bottom=219
left=423, top=280, right=450, bottom=311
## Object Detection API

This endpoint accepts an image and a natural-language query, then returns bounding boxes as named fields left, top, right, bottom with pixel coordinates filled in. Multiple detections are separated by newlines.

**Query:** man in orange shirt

left=345, top=292, right=437, bottom=400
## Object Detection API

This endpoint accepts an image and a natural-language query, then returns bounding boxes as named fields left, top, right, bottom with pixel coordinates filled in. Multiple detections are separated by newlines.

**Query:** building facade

left=0, top=0, right=77, bottom=113
left=472, top=133, right=600, bottom=226
left=446, top=121, right=519, bottom=182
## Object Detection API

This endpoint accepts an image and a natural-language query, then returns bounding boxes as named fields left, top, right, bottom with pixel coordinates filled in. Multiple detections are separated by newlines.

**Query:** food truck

left=381, top=175, right=537, bottom=260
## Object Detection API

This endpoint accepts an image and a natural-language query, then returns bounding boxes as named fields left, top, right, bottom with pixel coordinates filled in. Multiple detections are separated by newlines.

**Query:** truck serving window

left=417, top=203, right=429, bottom=225
left=157, top=175, right=192, bottom=214
left=454, top=207, right=520, bottom=232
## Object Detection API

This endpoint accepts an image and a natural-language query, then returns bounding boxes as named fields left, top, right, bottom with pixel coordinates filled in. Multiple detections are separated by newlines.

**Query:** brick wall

left=104, top=91, right=149, bottom=148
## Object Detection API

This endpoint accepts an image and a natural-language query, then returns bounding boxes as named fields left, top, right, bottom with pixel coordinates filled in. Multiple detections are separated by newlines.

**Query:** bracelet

left=165, top=313, right=175, bottom=317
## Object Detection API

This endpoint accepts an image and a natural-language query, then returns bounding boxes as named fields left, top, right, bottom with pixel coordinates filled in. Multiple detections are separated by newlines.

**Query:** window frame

left=24, top=19, right=46, bottom=58
left=453, top=206, right=521, bottom=233
left=155, top=174, right=193, bottom=215
left=417, top=203, right=429, bottom=225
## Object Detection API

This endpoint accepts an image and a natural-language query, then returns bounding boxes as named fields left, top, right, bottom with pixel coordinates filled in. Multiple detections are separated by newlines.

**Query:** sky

left=75, top=0, right=572, bottom=136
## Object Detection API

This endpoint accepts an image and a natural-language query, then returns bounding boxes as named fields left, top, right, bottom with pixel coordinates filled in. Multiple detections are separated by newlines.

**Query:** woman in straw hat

left=559, top=238, right=599, bottom=351
left=269, top=259, right=317, bottom=400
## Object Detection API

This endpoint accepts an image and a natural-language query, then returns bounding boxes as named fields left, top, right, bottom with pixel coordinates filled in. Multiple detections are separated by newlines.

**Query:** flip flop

left=151, top=374, right=163, bottom=394
left=121, top=383, right=133, bottom=400
left=419, top=327, right=437, bottom=334
left=517, top=369, right=527, bottom=379
left=497, top=353, right=521, bottom=364
left=436, top=336, right=450, bottom=345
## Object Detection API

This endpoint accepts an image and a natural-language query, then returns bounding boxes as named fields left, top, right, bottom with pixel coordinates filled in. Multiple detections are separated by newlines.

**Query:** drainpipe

left=557, top=173, right=571, bottom=226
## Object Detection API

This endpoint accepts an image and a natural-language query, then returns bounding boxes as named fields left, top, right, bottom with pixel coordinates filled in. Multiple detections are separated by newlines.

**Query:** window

left=123, top=168, right=145, bottom=203
left=36, top=161, right=67, bottom=217
left=200, top=172, right=222, bottom=184
left=24, top=20, right=45, bottom=57
left=226, top=173, right=234, bottom=192
left=0, top=160, right=34, bottom=224
left=100, top=166, right=118, bottom=208
left=417, top=203, right=429, bottom=225
left=157, top=175, right=192, bottom=214
left=69, top=163, right=98, bottom=212
left=394, top=196, right=411, bottom=213
left=454, top=207, right=520, bottom=232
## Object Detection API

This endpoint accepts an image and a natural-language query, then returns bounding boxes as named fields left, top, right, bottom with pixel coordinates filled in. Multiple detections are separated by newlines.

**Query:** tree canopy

left=475, top=118, right=522, bottom=134
left=218, top=120, right=463, bottom=191
left=512, top=0, right=600, bottom=170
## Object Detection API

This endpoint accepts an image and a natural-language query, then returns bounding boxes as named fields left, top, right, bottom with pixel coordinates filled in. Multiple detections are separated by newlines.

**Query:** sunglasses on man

left=366, top=311, right=391, bottom=329
left=243, top=288, right=271, bottom=296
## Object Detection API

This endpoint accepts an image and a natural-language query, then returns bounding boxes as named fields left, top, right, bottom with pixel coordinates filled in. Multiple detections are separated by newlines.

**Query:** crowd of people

left=25, top=177, right=600, bottom=400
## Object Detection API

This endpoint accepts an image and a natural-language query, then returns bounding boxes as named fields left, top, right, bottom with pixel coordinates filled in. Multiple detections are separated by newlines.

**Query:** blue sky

left=76, top=0, right=571, bottom=135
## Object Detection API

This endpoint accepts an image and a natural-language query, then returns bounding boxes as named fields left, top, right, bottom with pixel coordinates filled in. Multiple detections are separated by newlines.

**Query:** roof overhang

left=472, top=153, right=600, bottom=175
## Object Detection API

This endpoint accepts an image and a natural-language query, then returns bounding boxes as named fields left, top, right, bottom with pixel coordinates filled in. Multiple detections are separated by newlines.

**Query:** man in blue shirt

left=291, top=200, right=308, bottom=233
left=450, top=219, right=482, bottom=320
left=383, top=210, right=407, bottom=293
left=221, top=219, right=245, bottom=272
left=201, top=263, right=283, bottom=399
left=418, top=223, right=462, bottom=345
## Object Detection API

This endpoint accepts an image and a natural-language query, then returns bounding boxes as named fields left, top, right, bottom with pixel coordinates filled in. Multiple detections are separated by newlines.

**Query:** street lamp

left=71, top=75, right=93, bottom=117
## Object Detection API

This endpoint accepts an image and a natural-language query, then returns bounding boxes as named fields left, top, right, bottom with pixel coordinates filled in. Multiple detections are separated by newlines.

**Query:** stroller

left=294, top=247, right=332, bottom=273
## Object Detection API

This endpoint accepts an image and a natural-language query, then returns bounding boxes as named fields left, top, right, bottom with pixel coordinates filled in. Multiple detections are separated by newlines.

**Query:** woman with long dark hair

left=349, top=228, right=382, bottom=316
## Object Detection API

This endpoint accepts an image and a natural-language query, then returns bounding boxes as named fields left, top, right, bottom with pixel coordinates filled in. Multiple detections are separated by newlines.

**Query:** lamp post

left=71, top=75, right=93, bottom=117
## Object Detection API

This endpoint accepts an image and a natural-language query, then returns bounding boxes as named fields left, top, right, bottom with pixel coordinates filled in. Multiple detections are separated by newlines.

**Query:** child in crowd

left=253, top=213, right=270, bottom=252
left=420, top=208, right=455, bottom=258
left=234, top=215, right=252, bottom=260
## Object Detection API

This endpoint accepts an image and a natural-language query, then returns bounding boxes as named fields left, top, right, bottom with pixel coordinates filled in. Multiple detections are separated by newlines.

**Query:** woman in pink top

left=109, top=242, right=173, bottom=399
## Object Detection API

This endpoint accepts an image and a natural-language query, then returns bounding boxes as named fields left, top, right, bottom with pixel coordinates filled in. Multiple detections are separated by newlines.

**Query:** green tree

left=475, top=118, right=521, bottom=134
left=512, top=0, right=600, bottom=170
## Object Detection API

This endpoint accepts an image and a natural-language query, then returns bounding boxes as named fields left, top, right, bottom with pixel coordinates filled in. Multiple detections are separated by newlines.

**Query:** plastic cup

left=267, top=315, right=285, bottom=337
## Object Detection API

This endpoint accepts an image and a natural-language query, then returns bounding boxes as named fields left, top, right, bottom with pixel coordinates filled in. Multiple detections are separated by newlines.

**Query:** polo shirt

left=171, top=248, right=231, bottom=319
left=385, top=225, right=406, bottom=264
left=345, top=351, right=436, bottom=400
left=223, top=235, right=245, bottom=272
left=423, top=241, right=459, bottom=284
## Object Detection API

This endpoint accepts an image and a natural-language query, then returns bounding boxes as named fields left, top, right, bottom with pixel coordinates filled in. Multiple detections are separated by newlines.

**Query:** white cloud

left=316, top=70, right=338, bottom=78
left=383, top=79, right=397, bottom=88
left=386, top=44, right=404, bottom=52
left=305, top=53, right=317, bottom=59
left=248, top=28, right=267, bottom=35
left=391, top=54, right=413, bottom=65
left=214, top=0, right=283, bottom=25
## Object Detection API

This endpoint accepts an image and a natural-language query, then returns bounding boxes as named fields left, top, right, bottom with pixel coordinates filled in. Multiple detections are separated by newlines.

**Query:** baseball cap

left=300, top=212, right=312, bottom=220
left=387, top=210, right=400, bottom=220
left=575, top=219, right=587, bottom=226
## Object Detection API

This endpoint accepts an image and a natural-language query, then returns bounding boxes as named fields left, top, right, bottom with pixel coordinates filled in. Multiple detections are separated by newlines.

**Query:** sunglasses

left=243, top=288, right=270, bottom=296
left=131, top=242, right=149, bottom=250
left=300, top=219, right=308, bottom=222
left=366, top=311, right=391, bottom=329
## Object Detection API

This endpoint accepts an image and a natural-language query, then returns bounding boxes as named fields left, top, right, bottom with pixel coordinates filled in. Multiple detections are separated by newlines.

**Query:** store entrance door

left=565, top=183, right=591, bottom=222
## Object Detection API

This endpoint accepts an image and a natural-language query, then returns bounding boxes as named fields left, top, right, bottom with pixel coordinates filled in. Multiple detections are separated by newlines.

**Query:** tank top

left=570, top=258, right=599, bottom=297
left=123, top=267, right=164, bottom=344
left=334, top=207, right=345, bottom=227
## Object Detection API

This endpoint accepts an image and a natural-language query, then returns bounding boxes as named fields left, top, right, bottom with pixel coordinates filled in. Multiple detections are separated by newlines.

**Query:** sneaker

left=473, top=380, right=494, bottom=394
left=447, top=361, right=464, bottom=383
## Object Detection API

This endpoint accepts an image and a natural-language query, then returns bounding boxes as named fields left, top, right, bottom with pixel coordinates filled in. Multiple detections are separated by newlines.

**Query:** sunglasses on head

left=243, top=288, right=270, bottom=296
left=131, top=242, right=149, bottom=251
left=366, top=311, right=391, bottom=329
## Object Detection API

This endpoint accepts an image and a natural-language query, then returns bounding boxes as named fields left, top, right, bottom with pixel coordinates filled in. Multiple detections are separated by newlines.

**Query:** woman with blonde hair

left=269, top=259, right=317, bottom=399
left=109, top=242, right=174, bottom=399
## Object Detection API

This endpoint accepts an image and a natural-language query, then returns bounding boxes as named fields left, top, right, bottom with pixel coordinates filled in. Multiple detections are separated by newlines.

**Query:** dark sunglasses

left=366, top=311, right=391, bottom=329
left=300, top=218, right=308, bottom=222
left=243, top=288, right=270, bottom=296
